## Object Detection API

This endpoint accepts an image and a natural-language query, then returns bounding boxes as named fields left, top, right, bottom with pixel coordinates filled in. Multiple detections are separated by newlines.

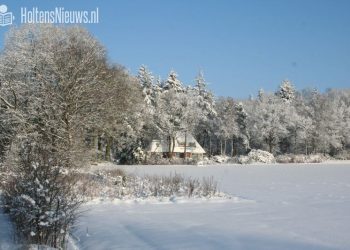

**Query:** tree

left=277, top=79, right=295, bottom=102
left=215, top=97, right=238, bottom=156
left=178, top=88, right=205, bottom=159
left=258, top=88, right=265, bottom=102
left=153, top=89, right=184, bottom=157
left=248, top=95, right=288, bottom=153
left=235, top=102, right=250, bottom=153
left=192, top=71, right=216, bottom=156
left=137, top=65, right=155, bottom=106
left=163, top=70, right=184, bottom=92
left=0, top=24, right=108, bottom=247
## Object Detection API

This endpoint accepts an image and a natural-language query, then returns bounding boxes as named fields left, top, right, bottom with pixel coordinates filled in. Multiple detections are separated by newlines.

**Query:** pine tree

left=163, top=70, right=184, bottom=92
left=195, top=70, right=207, bottom=95
left=258, top=88, right=264, bottom=102
left=137, top=65, right=155, bottom=106
left=235, top=102, right=250, bottom=152
left=277, top=80, right=295, bottom=102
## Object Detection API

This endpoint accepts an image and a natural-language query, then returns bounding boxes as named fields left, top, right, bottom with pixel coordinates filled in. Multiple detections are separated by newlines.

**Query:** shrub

left=78, top=170, right=222, bottom=200
left=275, top=154, right=328, bottom=163
left=202, top=176, right=218, bottom=197
left=333, top=150, right=350, bottom=160
left=1, top=142, right=83, bottom=248
left=238, top=149, right=275, bottom=164
left=145, top=154, right=198, bottom=165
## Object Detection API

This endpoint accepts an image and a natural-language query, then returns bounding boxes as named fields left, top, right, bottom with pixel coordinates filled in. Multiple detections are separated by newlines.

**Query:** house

left=147, top=132, right=206, bottom=159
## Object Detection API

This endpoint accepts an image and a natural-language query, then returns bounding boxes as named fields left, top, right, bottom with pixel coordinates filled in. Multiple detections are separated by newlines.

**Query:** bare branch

left=0, top=95, right=15, bottom=109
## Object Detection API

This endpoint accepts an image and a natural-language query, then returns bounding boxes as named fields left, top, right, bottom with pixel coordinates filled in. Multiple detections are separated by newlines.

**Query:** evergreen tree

left=163, top=70, right=184, bottom=92
left=258, top=88, right=265, bottom=102
left=277, top=80, right=295, bottom=102
left=137, top=65, right=155, bottom=106
left=235, top=102, right=250, bottom=152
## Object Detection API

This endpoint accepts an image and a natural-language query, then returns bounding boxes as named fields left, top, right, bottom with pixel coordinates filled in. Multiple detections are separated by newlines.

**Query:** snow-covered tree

left=137, top=65, right=155, bottom=106
left=162, top=70, right=184, bottom=92
left=195, top=70, right=207, bottom=95
left=215, top=98, right=239, bottom=155
left=153, top=89, right=184, bottom=157
left=0, top=24, right=108, bottom=247
left=248, top=95, right=289, bottom=153
left=235, top=102, right=250, bottom=152
left=82, top=63, right=148, bottom=163
left=192, top=71, right=216, bottom=155
left=194, top=71, right=216, bottom=116
left=277, top=79, right=295, bottom=102
left=258, top=88, right=265, bottom=102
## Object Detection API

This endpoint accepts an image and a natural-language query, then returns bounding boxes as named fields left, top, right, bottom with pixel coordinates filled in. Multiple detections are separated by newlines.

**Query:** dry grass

left=75, top=169, right=221, bottom=200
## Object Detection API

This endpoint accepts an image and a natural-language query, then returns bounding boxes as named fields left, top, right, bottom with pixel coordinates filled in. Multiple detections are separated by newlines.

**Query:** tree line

left=137, top=67, right=350, bottom=160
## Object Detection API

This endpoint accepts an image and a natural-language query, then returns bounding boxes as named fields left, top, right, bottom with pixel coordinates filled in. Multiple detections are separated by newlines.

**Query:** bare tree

left=0, top=24, right=108, bottom=248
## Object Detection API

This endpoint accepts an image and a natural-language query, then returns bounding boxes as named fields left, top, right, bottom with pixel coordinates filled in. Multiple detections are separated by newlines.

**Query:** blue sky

left=1, top=0, right=349, bottom=98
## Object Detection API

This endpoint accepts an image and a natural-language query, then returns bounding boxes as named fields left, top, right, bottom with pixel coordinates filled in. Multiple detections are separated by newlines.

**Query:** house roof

left=148, top=132, right=206, bottom=154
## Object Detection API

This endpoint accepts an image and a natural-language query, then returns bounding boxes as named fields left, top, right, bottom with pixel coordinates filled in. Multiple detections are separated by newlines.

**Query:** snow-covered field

left=71, top=163, right=350, bottom=250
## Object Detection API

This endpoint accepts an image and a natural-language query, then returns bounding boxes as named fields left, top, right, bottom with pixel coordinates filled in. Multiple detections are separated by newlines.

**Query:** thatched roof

left=148, top=132, right=205, bottom=154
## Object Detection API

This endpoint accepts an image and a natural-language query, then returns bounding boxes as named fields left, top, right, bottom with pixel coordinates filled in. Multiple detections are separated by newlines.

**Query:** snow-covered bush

left=145, top=154, right=168, bottom=165
left=239, top=149, right=276, bottom=164
left=333, top=151, right=350, bottom=160
left=145, top=154, right=198, bottom=165
left=201, top=155, right=239, bottom=165
left=275, top=154, right=327, bottom=163
left=197, top=156, right=240, bottom=165
left=1, top=142, right=83, bottom=248
left=306, top=154, right=328, bottom=163
left=78, top=170, right=223, bottom=200
left=118, top=144, right=146, bottom=165
left=212, top=155, right=231, bottom=163
left=274, top=154, right=292, bottom=163
left=201, top=176, right=218, bottom=196
left=237, top=155, right=250, bottom=164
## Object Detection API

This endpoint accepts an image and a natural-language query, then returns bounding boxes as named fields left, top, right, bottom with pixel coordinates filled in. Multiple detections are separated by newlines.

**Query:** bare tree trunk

left=105, top=137, right=112, bottom=161
left=220, top=139, right=223, bottom=155
left=231, top=137, right=234, bottom=157
left=168, top=135, right=172, bottom=158
left=209, top=135, right=212, bottom=157
left=305, top=142, right=308, bottom=155
left=97, top=136, right=102, bottom=151
left=294, top=130, right=297, bottom=154
left=171, top=136, right=176, bottom=158
left=184, top=131, right=187, bottom=160
left=224, top=139, right=227, bottom=156
left=97, top=135, right=103, bottom=160
left=93, top=133, right=98, bottom=160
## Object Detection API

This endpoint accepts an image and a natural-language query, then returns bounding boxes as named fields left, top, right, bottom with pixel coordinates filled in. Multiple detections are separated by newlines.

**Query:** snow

left=72, top=163, right=350, bottom=250
left=21, top=194, right=36, bottom=205
left=0, top=200, right=16, bottom=250
left=2, top=162, right=350, bottom=249
left=239, top=149, right=276, bottom=164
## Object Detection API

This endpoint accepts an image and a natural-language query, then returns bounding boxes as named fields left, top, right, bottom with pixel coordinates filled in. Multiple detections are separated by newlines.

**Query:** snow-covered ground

left=72, top=163, right=350, bottom=250
left=0, top=197, right=16, bottom=250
